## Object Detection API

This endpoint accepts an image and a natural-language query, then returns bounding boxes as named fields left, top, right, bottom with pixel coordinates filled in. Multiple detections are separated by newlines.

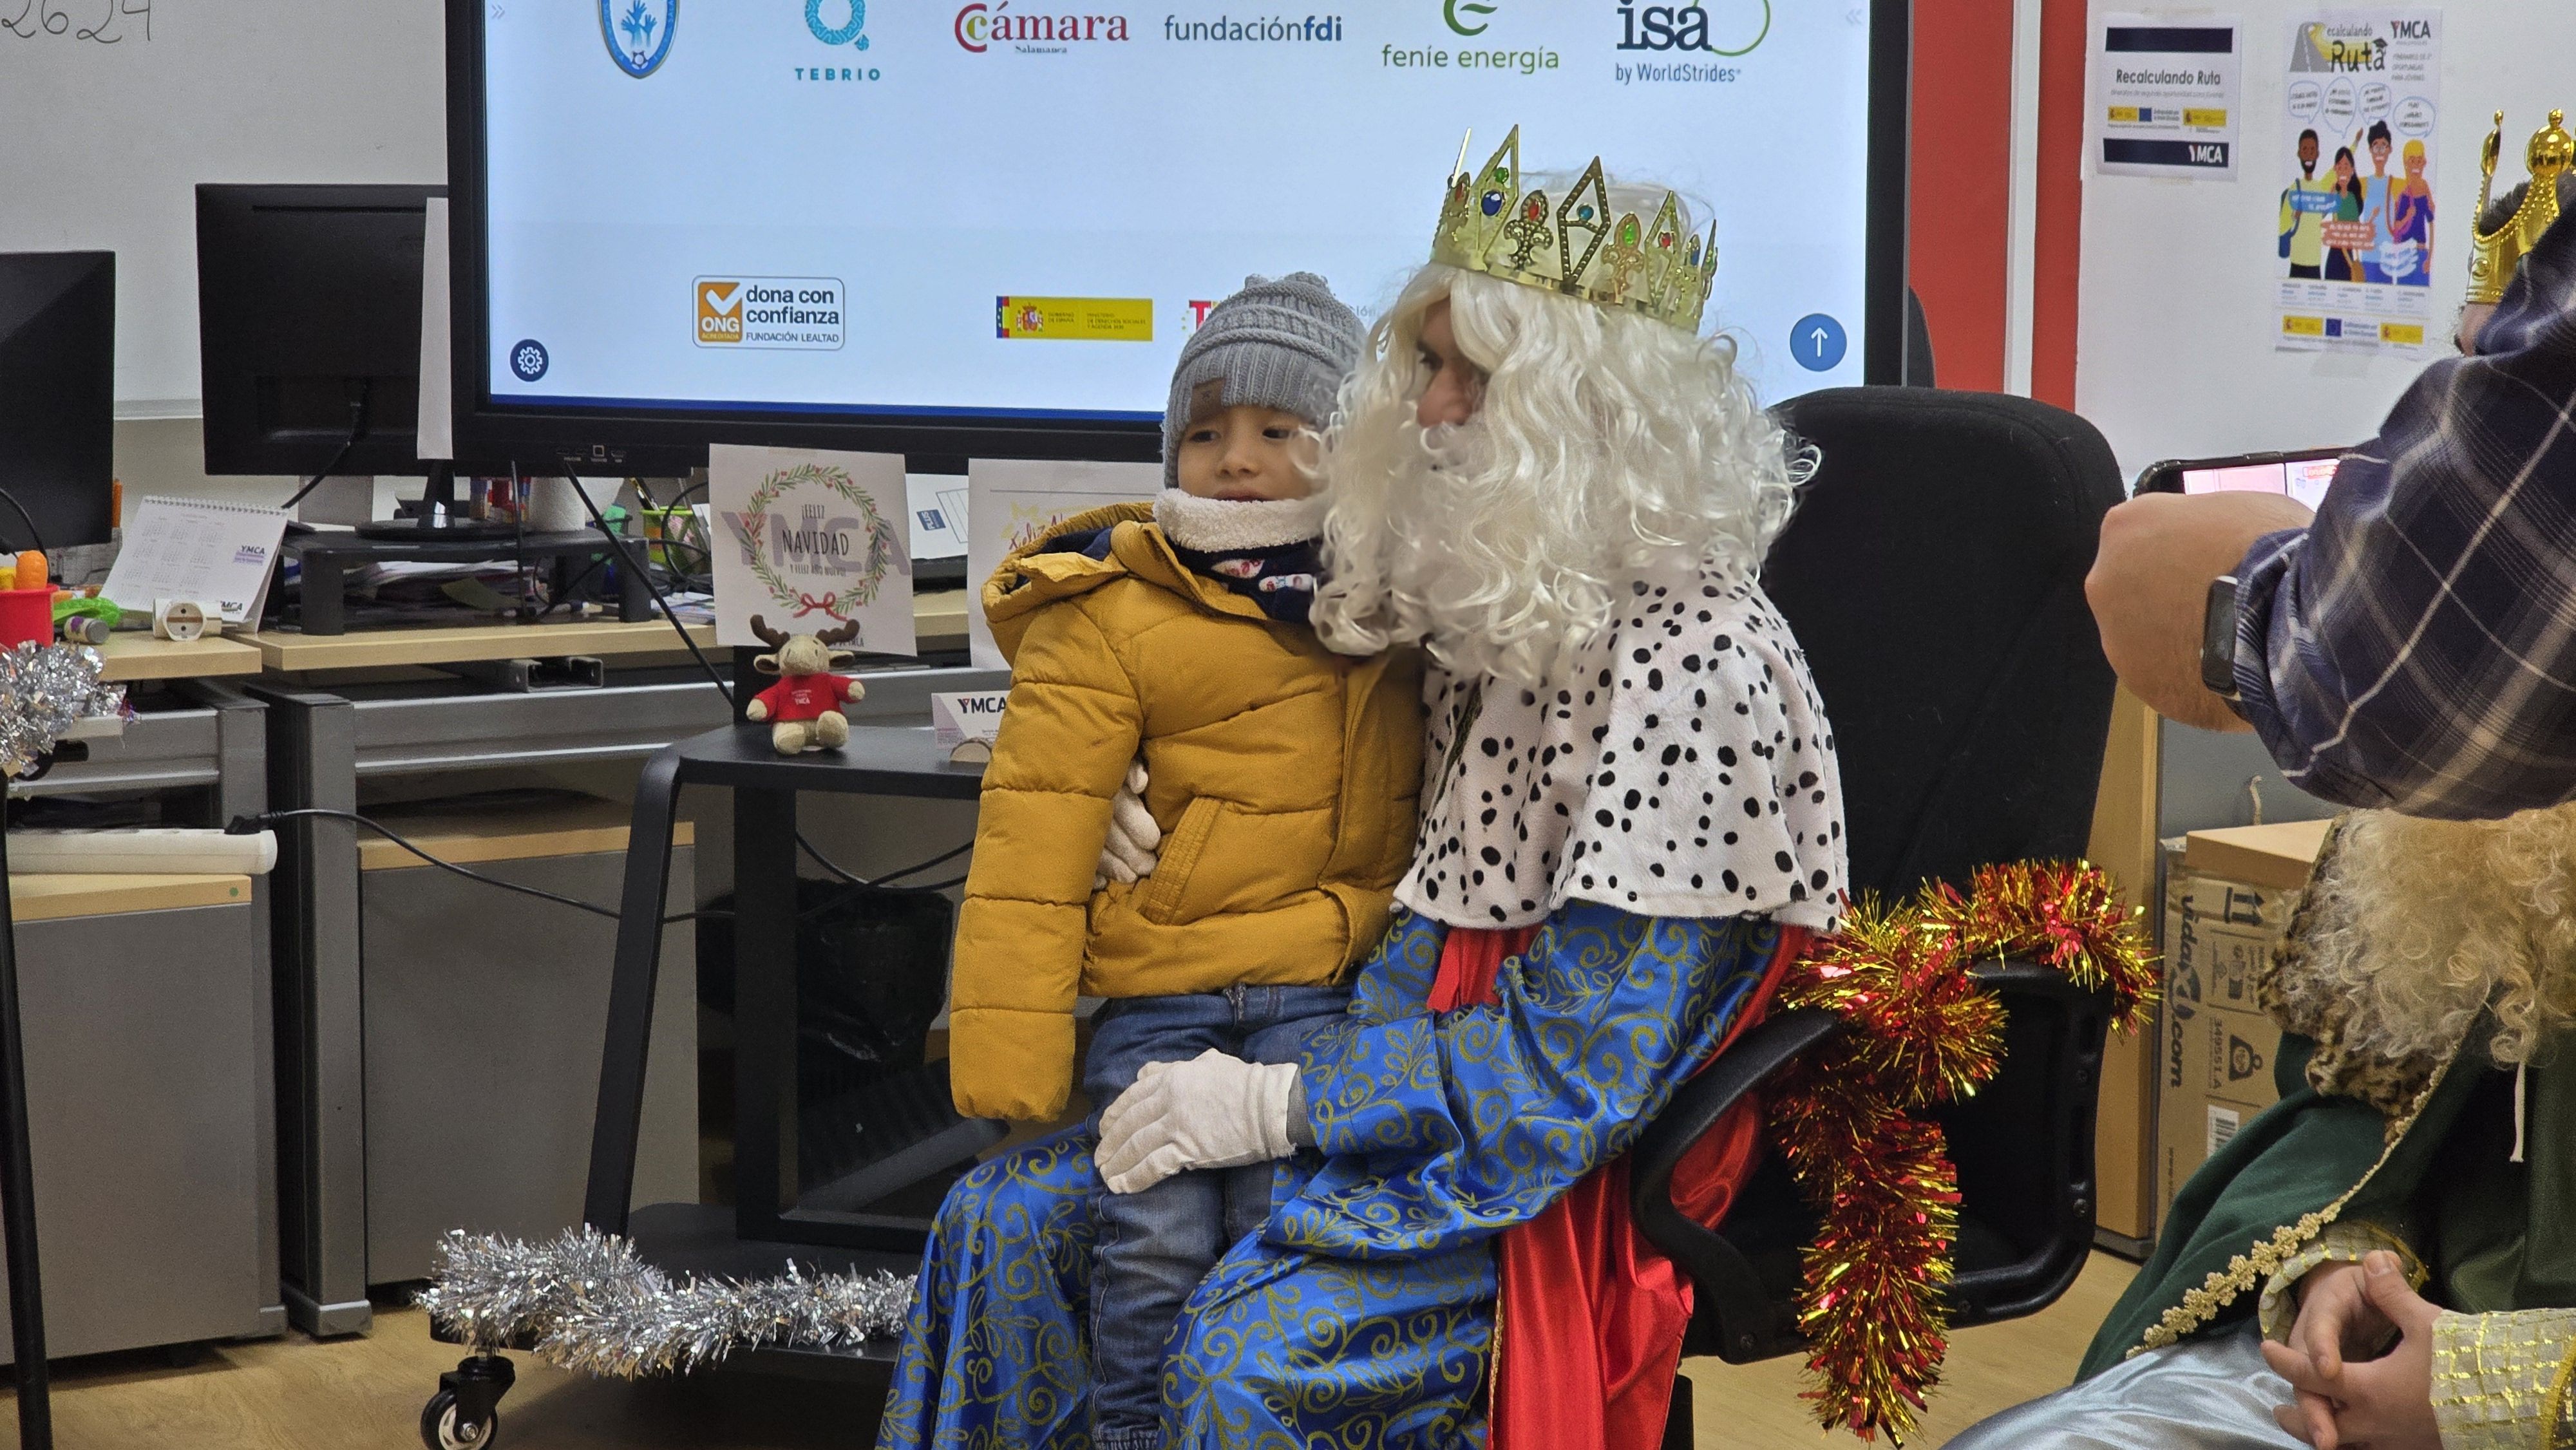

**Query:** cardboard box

left=2154, top=821, right=2329, bottom=1220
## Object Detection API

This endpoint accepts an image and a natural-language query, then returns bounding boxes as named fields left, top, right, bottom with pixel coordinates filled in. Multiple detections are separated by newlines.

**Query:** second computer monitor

left=196, top=184, right=442, bottom=479
left=0, top=251, right=115, bottom=551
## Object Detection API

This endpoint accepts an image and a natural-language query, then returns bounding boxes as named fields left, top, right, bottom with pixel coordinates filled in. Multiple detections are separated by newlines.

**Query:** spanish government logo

left=601, top=0, right=679, bottom=77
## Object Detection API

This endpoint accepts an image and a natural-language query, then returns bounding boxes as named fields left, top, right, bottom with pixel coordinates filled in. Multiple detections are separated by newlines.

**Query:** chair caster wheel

left=420, top=1391, right=499, bottom=1449
left=421, top=1350, right=514, bottom=1449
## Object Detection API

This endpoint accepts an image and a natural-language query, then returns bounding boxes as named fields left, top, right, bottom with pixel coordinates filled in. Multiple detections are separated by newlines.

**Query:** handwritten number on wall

left=6, top=0, right=149, bottom=41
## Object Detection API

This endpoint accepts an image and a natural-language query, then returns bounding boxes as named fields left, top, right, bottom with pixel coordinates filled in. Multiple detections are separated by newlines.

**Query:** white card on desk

left=100, top=497, right=289, bottom=626
left=931, top=691, right=1009, bottom=748
left=965, top=458, right=1159, bottom=670
left=710, top=445, right=916, bottom=655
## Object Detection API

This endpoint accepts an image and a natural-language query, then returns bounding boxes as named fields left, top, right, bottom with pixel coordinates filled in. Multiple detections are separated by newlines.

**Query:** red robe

left=1426, top=922, right=1809, bottom=1450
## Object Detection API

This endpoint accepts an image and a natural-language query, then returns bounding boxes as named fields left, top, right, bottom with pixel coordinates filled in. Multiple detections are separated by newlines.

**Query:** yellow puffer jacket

left=949, top=502, right=1423, bottom=1122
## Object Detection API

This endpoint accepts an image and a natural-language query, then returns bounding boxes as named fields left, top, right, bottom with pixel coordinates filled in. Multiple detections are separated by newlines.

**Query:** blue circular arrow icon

left=1790, top=314, right=1847, bottom=372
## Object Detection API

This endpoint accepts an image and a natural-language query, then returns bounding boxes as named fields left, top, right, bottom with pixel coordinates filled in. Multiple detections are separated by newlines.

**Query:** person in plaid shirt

left=1954, top=189, right=2576, bottom=1450
left=2090, top=191, right=2576, bottom=820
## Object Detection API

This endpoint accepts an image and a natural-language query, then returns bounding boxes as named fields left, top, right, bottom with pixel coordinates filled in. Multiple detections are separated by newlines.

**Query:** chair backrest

left=1652, top=391, right=2132, bottom=1369
left=1764, top=388, right=2125, bottom=901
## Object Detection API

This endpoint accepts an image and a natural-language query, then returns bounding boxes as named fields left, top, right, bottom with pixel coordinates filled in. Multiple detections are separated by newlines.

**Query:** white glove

left=1092, top=759, right=1162, bottom=889
left=1094, top=1049, right=1300, bottom=1195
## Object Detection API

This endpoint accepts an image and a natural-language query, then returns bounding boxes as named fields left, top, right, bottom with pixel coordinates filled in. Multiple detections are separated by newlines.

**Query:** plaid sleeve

left=2229, top=217, right=2576, bottom=819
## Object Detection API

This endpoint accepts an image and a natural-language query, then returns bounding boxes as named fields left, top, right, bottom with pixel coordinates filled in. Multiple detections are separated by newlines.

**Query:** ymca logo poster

left=2274, top=8, right=2440, bottom=354
left=710, top=444, right=916, bottom=655
left=2092, top=14, right=2240, bottom=179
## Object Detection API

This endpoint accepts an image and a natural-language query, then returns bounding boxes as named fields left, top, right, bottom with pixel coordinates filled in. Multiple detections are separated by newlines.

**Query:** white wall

left=2074, top=2, right=2563, bottom=480
left=109, top=419, right=296, bottom=522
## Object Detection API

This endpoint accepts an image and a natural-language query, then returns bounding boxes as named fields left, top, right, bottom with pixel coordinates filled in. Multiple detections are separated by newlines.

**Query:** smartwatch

left=2200, top=574, right=2242, bottom=701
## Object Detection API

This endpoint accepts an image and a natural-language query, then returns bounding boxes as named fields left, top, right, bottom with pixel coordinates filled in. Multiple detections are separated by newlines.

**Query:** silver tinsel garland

left=0, top=644, right=124, bottom=779
left=418, top=1226, right=916, bottom=1379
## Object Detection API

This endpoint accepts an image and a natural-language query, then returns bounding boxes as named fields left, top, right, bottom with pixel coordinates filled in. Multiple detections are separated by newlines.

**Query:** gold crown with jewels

left=2469, top=108, right=2575, bottom=305
left=1430, top=126, right=1721, bottom=333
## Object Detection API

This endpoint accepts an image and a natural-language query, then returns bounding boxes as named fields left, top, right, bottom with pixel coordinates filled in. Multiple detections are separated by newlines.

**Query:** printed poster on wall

left=966, top=459, right=1162, bottom=670
left=710, top=444, right=916, bottom=656
left=2275, top=9, right=2441, bottom=353
left=2094, top=14, right=2241, bottom=179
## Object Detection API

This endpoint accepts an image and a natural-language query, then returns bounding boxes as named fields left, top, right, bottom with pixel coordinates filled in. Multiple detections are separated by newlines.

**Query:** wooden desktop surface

left=354, top=797, right=698, bottom=872
left=6, top=872, right=253, bottom=922
left=95, top=634, right=266, bottom=683
left=238, top=590, right=969, bottom=673
left=237, top=618, right=724, bottom=673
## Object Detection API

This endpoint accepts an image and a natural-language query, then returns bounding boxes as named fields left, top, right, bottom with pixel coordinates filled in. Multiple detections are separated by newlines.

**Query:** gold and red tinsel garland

left=1766, top=860, right=2158, bottom=1444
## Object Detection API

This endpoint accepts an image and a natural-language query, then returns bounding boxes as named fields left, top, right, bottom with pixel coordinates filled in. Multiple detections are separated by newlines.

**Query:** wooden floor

left=0, top=1254, right=2135, bottom=1449
left=1685, top=1250, right=2136, bottom=1447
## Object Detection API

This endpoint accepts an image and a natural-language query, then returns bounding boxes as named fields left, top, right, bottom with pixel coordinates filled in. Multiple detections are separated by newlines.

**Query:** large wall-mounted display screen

left=452, top=0, right=1904, bottom=460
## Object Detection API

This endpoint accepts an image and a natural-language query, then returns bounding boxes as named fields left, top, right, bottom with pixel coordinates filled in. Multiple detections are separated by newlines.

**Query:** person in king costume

left=873, top=127, right=1849, bottom=1449
left=1951, top=111, right=2576, bottom=1450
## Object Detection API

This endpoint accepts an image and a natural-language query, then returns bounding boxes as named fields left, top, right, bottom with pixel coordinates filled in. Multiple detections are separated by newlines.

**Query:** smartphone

left=2135, top=447, right=2347, bottom=511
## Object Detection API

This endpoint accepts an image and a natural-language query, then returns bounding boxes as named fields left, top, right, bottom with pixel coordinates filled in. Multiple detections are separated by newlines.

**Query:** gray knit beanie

left=1162, top=273, right=1365, bottom=487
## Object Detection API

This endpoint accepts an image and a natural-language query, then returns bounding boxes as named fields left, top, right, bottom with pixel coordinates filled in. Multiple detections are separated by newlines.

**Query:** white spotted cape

left=1395, top=558, right=1848, bottom=932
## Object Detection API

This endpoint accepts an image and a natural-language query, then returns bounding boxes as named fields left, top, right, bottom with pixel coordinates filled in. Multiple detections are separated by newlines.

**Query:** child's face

left=1175, top=404, right=1318, bottom=501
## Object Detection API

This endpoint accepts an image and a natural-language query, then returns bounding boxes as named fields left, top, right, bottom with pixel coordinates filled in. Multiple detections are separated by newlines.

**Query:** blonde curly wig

left=2291, top=803, right=2576, bottom=1068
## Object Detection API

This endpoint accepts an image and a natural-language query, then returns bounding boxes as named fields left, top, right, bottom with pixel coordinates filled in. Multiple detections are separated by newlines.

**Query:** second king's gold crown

left=2470, top=108, right=2575, bottom=305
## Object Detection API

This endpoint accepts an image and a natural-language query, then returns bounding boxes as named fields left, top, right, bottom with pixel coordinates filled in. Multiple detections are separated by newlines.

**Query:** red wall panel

left=1908, top=0, right=2017, bottom=392
left=2031, top=0, right=2088, bottom=410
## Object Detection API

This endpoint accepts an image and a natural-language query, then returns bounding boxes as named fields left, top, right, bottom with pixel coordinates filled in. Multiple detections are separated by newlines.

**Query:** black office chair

left=1633, top=388, right=2126, bottom=1444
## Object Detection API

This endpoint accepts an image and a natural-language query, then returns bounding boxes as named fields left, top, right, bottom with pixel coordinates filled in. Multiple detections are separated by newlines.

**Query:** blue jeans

left=1081, top=984, right=1349, bottom=1450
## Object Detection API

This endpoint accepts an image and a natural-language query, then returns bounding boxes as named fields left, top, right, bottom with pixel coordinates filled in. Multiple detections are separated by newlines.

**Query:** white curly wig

left=1311, top=187, right=1807, bottom=687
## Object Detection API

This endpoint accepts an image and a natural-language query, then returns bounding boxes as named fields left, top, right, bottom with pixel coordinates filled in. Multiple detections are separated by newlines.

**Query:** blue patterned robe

left=875, top=902, right=1783, bottom=1449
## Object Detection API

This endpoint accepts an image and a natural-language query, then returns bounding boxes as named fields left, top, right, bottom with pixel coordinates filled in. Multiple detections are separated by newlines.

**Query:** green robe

left=2080, top=1031, right=2576, bottom=1380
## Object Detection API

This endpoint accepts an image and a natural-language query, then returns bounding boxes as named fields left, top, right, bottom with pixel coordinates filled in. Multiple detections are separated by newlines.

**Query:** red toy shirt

left=752, top=673, right=857, bottom=723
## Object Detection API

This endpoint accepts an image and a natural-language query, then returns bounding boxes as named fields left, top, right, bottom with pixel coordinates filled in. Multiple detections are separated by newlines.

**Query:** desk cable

left=0, top=490, right=45, bottom=561
left=223, top=808, right=965, bottom=923
left=278, top=384, right=374, bottom=514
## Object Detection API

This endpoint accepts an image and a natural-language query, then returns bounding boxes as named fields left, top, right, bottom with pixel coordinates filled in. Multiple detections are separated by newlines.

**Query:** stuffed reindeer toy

left=743, top=615, right=865, bottom=755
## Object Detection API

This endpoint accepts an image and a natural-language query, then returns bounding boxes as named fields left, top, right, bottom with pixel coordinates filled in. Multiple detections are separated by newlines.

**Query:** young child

left=946, top=274, right=1422, bottom=1450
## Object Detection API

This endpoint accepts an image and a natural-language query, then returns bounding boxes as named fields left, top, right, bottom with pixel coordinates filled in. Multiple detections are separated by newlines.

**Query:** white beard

left=1316, top=416, right=1640, bottom=686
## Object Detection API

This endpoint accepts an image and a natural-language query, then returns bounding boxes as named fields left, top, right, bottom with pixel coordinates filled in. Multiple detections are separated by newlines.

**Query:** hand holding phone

left=2136, top=447, right=2347, bottom=510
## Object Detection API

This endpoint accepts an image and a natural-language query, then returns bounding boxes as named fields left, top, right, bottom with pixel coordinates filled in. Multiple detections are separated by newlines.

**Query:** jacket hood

left=981, top=500, right=1269, bottom=663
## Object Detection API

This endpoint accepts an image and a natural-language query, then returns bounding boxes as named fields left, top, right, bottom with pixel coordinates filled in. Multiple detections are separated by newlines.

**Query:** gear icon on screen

left=509, top=339, right=550, bottom=382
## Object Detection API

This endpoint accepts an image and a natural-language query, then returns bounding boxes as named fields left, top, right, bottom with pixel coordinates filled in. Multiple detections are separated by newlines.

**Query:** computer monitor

left=0, top=252, right=115, bottom=551
left=443, top=0, right=1909, bottom=469
left=196, top=184, right=443, bottom=478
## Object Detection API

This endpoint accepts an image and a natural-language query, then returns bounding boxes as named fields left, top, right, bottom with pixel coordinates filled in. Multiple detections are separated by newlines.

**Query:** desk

left=93, top=635, right=264, bottom=684
left=238, top=620, right=723, bottom=674
left=236, top=589, right=971, bottom=674
left=64, top=590, right=980, bottom=1335
left=7, top=872, right=250, bottom=922
left=0, top=865, right=275, bottom=1364
left=352, top=798, right=697, bottom=872
left=353, top=798, right=699, bottom=1286
left=454, top=722, right=1005, bottom=1394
